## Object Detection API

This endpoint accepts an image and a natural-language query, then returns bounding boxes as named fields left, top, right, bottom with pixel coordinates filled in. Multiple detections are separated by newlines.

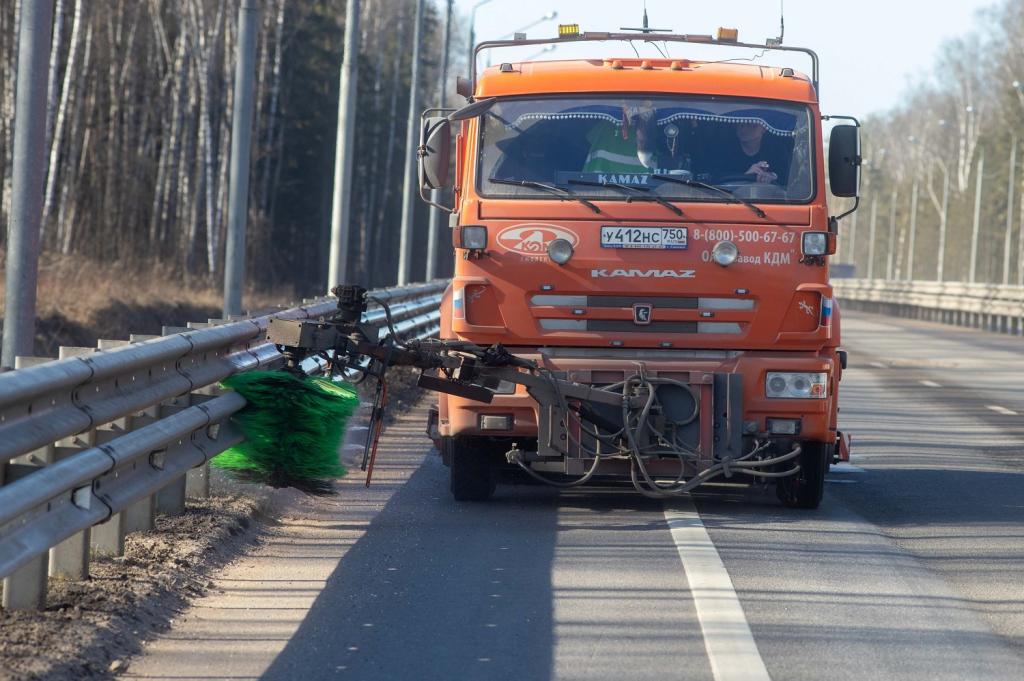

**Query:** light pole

left=886, top=187, right=898, bottom=280
left=1013, top=81, right=1024, bottom=287
left=486, top=11, right=558, bottom=66
left=328, top=0, right=361, bottom=291
left=906, top=135, right=920, bottom=281
left=969, top=149, right=984, bottom=283
left=426, top=0, right=454, bottom=281
left=397, top=0, right=425, bottom=285
left=523, top=44, right=557, bottom=61
left=468, top=0, right=496, bottom=79
left=2, top=0, right=54, bottom=369
left=1003, top=132, right=1016, bottom=285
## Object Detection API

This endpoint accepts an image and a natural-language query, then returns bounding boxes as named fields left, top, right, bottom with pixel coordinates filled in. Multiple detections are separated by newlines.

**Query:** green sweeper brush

left=211, top=285, right=408, bottom=494
left=212, top=370, right=361, bottom=494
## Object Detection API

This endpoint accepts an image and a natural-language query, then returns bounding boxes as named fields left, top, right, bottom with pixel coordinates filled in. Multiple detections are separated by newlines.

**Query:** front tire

left=450, top=437, right=496, bottom=501
left=776, top=442, right=829, bottom=509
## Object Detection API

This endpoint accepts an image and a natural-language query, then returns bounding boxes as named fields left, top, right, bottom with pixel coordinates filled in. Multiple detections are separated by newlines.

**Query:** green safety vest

left=582, top=122, right=649, bottom=174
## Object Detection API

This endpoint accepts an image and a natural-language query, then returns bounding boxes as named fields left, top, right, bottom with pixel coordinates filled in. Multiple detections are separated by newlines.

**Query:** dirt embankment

left=0, top=253, right=292, bottom=356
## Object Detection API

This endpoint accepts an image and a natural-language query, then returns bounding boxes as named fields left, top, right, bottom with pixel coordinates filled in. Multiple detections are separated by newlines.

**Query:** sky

left=459, top=0, right=997, bottom=118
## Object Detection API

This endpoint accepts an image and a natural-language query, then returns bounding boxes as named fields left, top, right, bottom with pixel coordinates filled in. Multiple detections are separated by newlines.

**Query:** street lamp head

left=544, top=10, right=558, bottom=20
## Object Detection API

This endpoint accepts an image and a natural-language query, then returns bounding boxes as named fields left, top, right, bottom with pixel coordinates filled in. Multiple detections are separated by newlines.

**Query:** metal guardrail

left=0, top=281, right=446, bottom=610
left=833, top=279, right=1024, bottom=335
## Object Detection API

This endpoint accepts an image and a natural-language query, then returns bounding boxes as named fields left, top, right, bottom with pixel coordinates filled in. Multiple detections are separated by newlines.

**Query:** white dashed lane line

left=919, top=379, right=942, bottom=388
left=986, top=405, right=1018, bottom=416
left=665, top=500, right=771, bottom=681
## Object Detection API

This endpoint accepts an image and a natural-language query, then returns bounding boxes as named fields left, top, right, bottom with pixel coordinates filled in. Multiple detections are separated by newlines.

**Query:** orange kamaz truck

left=418, top=23, right=860, bottom=508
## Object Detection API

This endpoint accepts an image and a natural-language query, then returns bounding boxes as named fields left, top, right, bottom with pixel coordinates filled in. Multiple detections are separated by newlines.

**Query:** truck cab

left=419, top=28, right=860, bottom=507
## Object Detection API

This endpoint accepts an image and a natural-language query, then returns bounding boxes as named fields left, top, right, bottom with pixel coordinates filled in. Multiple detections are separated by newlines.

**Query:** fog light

left=767, top=418, right=801, bottom=435
left=802, top=232, right=828, bottom=256
left=547, top=238, right=574, bottom=265
left=712, top=240, right=738, bottom=266
left=460, top=225, right=488, bottom=250
left=479, top=414, right=513, bottom=430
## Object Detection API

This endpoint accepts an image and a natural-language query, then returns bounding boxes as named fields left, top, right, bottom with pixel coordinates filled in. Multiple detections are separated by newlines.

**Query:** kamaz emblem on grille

left=633, top=303, right=653, bottom=325
left=590, top=268, right=696, bottom=278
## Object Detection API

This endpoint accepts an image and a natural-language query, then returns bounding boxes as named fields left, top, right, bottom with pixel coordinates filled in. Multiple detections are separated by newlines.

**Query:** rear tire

left=776, top=441, right=829, bottom=509
left=450, top=437, right=496, bottom=501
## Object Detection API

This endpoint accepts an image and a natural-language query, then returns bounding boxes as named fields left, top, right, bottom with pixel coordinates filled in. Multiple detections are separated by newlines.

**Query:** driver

left=706, top=120, right=789, bottom=184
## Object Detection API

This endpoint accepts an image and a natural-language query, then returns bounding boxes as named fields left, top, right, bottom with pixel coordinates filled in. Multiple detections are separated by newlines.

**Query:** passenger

left=582, top=104, right=691, bottom=175
left=581, top=107, right=652, bottom=174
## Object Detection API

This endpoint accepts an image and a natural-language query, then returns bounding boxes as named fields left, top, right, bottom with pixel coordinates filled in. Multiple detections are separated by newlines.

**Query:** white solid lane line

left=986, top=404, right=1018, bottom=416
left=919, top=379, right=942, bottom=388
left=665, top=500, right=771, bottom=681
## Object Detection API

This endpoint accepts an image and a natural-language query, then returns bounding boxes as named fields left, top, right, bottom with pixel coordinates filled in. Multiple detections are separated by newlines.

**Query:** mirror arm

left=829, top=195, right=859, bottom=233
left=418, top=175, right=455, bottom=214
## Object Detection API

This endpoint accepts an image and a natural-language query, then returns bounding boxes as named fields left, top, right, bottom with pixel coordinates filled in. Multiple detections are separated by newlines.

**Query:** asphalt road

left=127, top=310, right=1024, bottom=681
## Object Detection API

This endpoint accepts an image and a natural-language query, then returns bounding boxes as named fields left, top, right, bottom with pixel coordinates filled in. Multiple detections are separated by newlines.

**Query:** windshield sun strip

left=474, top=94, right=819, bottom=206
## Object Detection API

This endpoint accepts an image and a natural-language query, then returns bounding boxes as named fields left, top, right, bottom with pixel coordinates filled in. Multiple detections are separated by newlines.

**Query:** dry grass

left=0, top=252, right=298, bottom=356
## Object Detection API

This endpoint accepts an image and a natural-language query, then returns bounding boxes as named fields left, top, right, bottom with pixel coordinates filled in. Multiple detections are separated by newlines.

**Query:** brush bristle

left=212, top=371, right=360, bottom=492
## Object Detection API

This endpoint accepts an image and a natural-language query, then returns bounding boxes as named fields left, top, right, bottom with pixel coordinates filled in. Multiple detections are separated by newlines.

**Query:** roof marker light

left=716, top=27, right=739, bottom=42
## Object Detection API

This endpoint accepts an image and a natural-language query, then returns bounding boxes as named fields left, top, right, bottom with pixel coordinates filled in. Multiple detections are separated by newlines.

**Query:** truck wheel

left=776, top=442, right=829, bottom=509
left=450, top=437, right=496, bottom=501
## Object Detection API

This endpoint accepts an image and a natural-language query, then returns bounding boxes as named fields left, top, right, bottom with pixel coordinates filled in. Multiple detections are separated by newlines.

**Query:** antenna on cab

left=767, top=0, right=785, bottom=47
left=621, top=3, right=671, bottom=34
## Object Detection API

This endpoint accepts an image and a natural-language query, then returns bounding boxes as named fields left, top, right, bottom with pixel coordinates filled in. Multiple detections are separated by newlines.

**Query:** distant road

left=127, top=311, right=1024, bottom=681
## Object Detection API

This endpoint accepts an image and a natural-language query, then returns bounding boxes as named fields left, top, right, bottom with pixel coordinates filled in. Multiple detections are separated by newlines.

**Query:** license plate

left=600, top=226, right=688, bottom=250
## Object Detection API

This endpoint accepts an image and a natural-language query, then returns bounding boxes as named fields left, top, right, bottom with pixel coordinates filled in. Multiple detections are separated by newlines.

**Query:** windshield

left=478, top=96, right=814, bottom=203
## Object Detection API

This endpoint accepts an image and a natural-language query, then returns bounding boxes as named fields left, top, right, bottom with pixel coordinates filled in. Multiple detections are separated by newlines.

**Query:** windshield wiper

left=651, top=174, right=767, bottom=219
left=567, top=179, right=684, bottom=217
left=488, top=177, right=601, bottom=214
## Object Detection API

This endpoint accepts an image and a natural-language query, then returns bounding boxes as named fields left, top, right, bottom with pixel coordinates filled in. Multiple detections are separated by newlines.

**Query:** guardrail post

left=48, top=347, right=96, bottom=580
left=182, top=321, right=223, bottom=499
left=186, top=389, right=221, bottom=500
left=125, top=334, right=163, bottom=532
left=153, top=326, right=191, bottom=516
left=90, top=339, right=139, bottom=556
left=1, top=356, right=55, bottom=609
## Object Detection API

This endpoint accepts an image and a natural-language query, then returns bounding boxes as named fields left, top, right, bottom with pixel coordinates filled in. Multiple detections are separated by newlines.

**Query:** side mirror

left=456, top=76, right=473, bottom=100
left=828, top=124, right=861, bottom=198
left=419, top=116, right=451, bottom=191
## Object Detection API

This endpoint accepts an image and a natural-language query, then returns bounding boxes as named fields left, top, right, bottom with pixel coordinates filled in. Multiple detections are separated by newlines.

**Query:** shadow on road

left=261, top=456, right=560, bottom=681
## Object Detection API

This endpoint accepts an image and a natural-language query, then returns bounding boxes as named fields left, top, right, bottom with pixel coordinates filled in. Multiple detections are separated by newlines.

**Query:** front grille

left=531, top=293, right=752, bottom=334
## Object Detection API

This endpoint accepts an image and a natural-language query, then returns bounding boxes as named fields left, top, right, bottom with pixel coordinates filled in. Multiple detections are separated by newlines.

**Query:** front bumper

left=438, top=348, right=837, bottom=444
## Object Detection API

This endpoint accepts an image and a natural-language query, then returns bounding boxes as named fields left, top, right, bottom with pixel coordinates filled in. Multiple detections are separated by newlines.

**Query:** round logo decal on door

left=495, top=224, right=580, bottom=257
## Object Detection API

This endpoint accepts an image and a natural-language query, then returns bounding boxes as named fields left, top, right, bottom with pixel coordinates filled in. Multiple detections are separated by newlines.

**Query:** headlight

left=712, top=240, right=738, bottom=266
left=765, top=372, right=827, bottom=399
left=460, top=225, right=488, bottom=250
left=547, top=238, right=574, bottom=265
left=802, top=232, right=828, bottom=256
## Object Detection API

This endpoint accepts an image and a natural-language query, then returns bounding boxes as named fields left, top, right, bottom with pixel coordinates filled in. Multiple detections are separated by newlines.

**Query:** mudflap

left=835, top=430, right=851, bottom=463
left=712, top=373, right=744, bottom=472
